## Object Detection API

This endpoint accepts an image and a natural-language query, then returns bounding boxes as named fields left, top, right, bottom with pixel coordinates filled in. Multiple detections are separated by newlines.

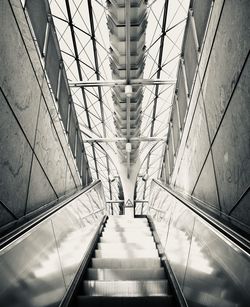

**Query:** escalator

left=64, top=216, right=184, bottom=307
left=1, top=180, right=249, bottom=307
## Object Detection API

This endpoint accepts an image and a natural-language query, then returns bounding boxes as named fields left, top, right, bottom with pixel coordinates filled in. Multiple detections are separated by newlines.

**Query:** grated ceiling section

left=108, top=0, right=148, bottom=164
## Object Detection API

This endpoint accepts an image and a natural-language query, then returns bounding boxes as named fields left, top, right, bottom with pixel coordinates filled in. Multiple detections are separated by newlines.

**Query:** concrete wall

left=161, top=0, right=250, bottom=234
left=0, top=0, right=82, bottom=231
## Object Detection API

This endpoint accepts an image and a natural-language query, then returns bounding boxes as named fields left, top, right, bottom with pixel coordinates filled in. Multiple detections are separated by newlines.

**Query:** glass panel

left=45, top=28, right=60, bottom=97
left=167, top=202, right=195, bottom=288
left=183, top=18, right=198, bottom=93
left=149, top=181, right=250, bottom=307
left=25, top=0, right=48, bottom=53
left=193, top=0, right=212, bottom=47
left=58, top=73, right=70, bottom=130
left=163, top=150, right=170, bottom=185
left=168, top=130, right=174, bottom=175
left=0, top=221, right=65, bottom=307
left=76, top=132, right=83, bottom=173
left=81, top=154, right=87, bottom=187
left=68, top=107, right=77, bottom=155
left=177, top=66, right=187, bottom=127
left=184, top=218, right=250, bottom=306
left=172, top=101, right=180, bottom=153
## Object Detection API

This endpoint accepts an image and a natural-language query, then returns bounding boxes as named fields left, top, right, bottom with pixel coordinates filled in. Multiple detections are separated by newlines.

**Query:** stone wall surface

left=0, top=0, right=81, bottom=231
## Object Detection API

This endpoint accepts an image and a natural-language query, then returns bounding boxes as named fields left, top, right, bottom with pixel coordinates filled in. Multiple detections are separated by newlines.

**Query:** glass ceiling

left=49, top=0, right=190, bottom=202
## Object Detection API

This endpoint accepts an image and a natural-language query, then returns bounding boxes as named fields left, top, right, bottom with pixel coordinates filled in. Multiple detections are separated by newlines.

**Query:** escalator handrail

left=151, top=179, right=250, bottom=256
left=0, top=180, right=104, bottom=250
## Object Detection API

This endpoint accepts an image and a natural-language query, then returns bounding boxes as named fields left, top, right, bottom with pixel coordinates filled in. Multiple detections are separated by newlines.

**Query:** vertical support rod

left=181, top=58, right=190, bottom=105
left=127, top=152, right=130, bottom=179
left=167, top=145, right=171, bottom=178
left=125, top=1, right=131, bottom=179
left=175, top=94, right=182, bottom=137
left=170, top=122, right=175, bottom=160
left=74, top=130, right=78, bottom=158
left=66, top=101, right=71, bottom=134
left=42, top=15, right=51, bottom=57
left=125, top=1, right=131, bottom=84
left=56, top=61, right=63, bottom=101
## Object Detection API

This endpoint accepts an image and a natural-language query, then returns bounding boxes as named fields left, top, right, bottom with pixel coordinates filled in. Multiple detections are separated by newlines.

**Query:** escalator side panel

left=0, top=182, right=106, bottom=307
left=148, top=181, right=250, bottom=307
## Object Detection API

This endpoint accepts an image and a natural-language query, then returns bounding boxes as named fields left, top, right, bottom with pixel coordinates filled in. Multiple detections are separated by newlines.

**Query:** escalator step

left=106, top=221, right=148, bottom=225
left=100, top=236, right=155, bottom=243
left=74, top=218, right=176, bottom=305
left=92, top=257, right=161, bottom=269
left=83, top=280, right=170, bottom=296
left=95, top=249, right=158, bottom=258
left=103, top=229, right=152, bottom=236
left=86, top=268, right=166, bottom=281
left=76, top=295, right=175, bottom=307
left=101, top=232, right=153, bottom=239
left=104, top=225, right=149, bottom=231
left=97, top=242, right=156, bottom=250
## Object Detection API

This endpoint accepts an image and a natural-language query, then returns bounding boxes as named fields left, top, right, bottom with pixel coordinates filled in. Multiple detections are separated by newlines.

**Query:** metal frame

left=48, top=0, right=190, bottom=204
left=82, top=137, right=167, bottom=143
left=64, top=0, right=99, bottom=179
left=142, top=0, right=170, bottom=200
left=87, top=0, right=112, bottom=197
left=69, top=79, right=176, bottom=88
left=125, top=0, right=131, bottom=178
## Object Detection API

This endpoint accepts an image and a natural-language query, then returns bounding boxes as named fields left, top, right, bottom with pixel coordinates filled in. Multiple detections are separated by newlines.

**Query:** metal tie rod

left=69, top=79, right=176, bottom=87
left=82, top=137, right=167, bottom=143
